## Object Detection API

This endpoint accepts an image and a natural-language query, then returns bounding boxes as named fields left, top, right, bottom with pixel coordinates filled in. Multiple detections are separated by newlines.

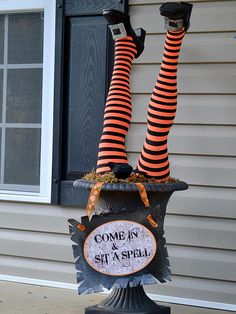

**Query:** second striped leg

left=136, top=29, right=185, bottom=181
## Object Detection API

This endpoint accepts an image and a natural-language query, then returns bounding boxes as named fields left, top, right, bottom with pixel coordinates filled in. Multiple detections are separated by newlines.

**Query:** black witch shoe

left=108, top=162, right=133, bottom=179
left=103, top=9, right=146, bottom=58
left=160, top=2, right=193, bottom=32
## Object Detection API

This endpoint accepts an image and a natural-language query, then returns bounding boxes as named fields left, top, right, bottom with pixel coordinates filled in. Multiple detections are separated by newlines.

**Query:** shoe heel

left=134, top=27, right=146, bottom=58
left=134, top=28, right=146, bottom=44
left=181, top=2, right=193, bottom=31
left=103, top=9, right=146, bottom=58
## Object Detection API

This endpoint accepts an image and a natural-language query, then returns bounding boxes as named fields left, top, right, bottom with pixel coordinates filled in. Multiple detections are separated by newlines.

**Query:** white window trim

left=0, top=0, right=56, bottom=203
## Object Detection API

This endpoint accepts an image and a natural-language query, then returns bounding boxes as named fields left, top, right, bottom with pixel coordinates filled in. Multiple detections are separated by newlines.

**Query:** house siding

left=128, top=0, right=236, bottom=304
left=1, top=0, right=236, bottom=306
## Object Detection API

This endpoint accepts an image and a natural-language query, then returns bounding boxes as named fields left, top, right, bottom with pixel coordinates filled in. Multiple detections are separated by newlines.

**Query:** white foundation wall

left=0, top=0, right=236, bottom=309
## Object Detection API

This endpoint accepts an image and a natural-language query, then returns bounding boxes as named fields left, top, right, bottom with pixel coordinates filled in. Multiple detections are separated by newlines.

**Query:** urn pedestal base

left=72, top=180, right=188, bottom=314
left=85, top=286, right=170, bottom=314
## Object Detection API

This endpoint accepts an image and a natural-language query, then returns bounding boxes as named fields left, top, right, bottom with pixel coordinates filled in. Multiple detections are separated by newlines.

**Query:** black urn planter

left=69, top=179, right=188, bottom=314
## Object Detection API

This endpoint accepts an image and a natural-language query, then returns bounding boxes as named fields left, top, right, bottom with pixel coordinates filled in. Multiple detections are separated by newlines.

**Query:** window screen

left=0, top=12, right=43, bottom=192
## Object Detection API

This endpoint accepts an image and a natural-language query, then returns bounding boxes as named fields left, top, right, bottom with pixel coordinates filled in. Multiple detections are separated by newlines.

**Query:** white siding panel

left=0, top=203, right=84, bottom=234
left=0, top=229, right=72, bottom=262
left=130, top=0, right=218, bottom=4
left=169, top=155, right=236, bottom=188
left=136, top=33, right=236, bottom=64
left=173, top=124, right=236, bottom=156
left=0, top=255, right=75, bottom=283
left=168, top=245, right=236, bottom=281
left=146, top=275, right=236, bottom=305
left=168, top=186, right=236, bottom=219
left=131, top=64, right=236, bottom=94
left=165, top=215, right=236, bottom=250
left=127, top=124, right=236, bottom=156
left=132, top=95, right=236, bottom=125
left=130, top=2, right=236, bottom=33
left=128, top=153, right=236, bottom=187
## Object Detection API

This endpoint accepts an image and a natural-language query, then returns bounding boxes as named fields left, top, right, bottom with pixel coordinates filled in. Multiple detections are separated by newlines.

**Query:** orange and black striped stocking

left=136, top=29, right=185, bottom=180
left=96, top=36, right=137, bottom=174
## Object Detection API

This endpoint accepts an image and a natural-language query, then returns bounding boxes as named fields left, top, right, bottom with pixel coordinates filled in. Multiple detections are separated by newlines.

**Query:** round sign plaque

left=84, top=220, right=157, bottom=276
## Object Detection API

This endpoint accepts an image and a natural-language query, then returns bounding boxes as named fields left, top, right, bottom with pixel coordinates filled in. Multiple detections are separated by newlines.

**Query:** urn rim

left=73, top=179, right=188, bottom=192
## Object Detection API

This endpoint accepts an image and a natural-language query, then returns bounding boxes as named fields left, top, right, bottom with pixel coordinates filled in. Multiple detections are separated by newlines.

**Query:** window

left=0, top=0, right=127, bottom=205
left=0, top=1, right=56, bottom=202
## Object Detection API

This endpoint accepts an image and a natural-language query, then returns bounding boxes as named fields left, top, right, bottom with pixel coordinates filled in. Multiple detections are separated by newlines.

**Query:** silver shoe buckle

left=109, top=23, right=127, bottom=40
left=164, top=17, right=183, bottom=31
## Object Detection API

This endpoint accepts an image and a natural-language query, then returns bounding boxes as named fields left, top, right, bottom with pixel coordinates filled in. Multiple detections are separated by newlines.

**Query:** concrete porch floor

left=0, top=281, right=234, bottom=314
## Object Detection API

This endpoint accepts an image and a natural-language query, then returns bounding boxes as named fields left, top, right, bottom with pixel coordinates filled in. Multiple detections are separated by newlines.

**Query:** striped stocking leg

left=136, top=29, right=185, bottom=181
left=96, top=36, right=137, bottom=174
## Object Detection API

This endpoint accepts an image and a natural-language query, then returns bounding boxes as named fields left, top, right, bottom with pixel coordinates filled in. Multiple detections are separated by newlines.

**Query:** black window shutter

left=52, top=0, right=129, bottom=206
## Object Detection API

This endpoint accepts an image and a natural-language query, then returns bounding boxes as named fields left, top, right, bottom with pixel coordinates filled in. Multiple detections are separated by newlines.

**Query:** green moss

left=82, top=171, right=179, bottom=184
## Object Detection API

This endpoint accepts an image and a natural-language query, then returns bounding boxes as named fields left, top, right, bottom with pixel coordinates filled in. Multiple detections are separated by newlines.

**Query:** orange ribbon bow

left=86, top=182, right=104, bottom=219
